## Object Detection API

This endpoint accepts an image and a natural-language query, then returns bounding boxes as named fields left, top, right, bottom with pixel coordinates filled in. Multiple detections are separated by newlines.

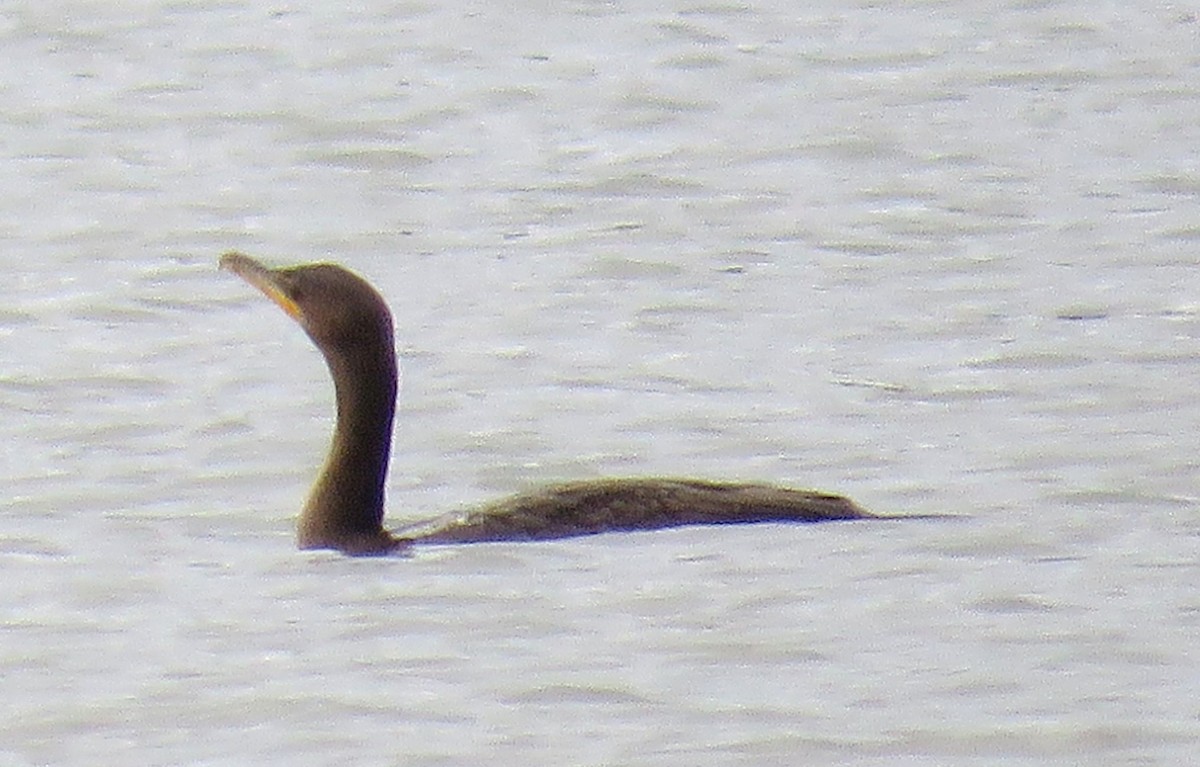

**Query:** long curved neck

left=297, top=339, right=397, bottom=551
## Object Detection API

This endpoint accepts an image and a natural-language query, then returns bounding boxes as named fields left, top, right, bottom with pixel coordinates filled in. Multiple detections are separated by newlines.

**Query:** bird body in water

left=220, top=252, right=878, bottom=556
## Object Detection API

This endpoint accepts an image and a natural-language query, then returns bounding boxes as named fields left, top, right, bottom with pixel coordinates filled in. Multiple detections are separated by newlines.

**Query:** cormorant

left=220, top=251, right=876, bottom=556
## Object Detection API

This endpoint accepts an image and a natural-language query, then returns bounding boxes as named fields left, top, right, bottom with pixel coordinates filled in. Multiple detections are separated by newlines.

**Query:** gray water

left=2, top=1, right=1199, bottom=764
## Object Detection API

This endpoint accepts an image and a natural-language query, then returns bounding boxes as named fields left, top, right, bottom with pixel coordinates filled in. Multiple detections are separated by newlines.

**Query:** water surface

left=2, top=2, right=1199, bottom=764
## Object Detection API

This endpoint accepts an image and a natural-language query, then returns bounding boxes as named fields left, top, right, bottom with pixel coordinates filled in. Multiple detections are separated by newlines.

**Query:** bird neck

left=298, top=342, right=398, bottom=551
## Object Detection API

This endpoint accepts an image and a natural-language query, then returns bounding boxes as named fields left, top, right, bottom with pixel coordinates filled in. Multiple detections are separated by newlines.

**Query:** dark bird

left=220, top=251, right=879, bottom=556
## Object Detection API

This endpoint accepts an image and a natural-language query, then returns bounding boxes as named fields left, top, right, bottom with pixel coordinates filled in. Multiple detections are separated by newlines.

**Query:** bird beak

left=220, top=251, right=305, bottom=323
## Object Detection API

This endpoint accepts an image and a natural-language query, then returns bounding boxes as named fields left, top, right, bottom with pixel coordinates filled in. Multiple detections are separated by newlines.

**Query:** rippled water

left=3, top=2, right=1199, bottom=764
